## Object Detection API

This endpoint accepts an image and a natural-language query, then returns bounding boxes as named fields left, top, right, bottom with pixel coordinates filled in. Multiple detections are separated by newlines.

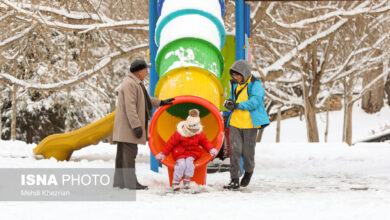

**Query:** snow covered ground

left=0, top=104, right=389, bottom=220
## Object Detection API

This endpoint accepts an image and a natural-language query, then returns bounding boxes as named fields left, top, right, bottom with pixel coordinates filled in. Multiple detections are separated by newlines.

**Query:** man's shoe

left=240, top=172, right=253, bottom=187
left=223, top=178, right=240, bottom=190
left=136, top=182, right=148, bottom=190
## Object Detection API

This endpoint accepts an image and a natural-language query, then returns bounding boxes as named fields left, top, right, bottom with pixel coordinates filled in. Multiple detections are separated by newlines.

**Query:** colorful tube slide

left=34, top=1, right=228, bottom=185
left=149, top=0, right=226, bottom=185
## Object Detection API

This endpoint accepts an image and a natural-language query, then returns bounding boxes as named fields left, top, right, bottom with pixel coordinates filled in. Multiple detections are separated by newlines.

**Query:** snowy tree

left=361, top=67, right=386, bottom=113
left=0, top=80, right=4, bottom=139
left=385, top=72, right=390, bottom=105
left=0, top=0, right=149, bottom=142
left=248, top=0, right=390, bottom=142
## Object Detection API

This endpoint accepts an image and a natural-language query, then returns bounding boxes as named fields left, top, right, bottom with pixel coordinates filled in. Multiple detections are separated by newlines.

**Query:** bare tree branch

left=0, top=44, right=148, bottom=90
left=1, top=0, right=148, bottom=32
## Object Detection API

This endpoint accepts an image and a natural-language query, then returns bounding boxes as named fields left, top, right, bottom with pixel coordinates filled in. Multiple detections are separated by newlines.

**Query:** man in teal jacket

left=223, top=60, right=270, bottom=190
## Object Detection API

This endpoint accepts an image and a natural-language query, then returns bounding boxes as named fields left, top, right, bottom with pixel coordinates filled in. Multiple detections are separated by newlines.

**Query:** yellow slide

left=33, top=112, right=115, bottom=161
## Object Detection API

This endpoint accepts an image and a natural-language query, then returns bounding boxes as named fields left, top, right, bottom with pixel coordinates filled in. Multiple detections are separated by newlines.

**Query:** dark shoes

left=224, top=172, right=253, bottom=190
left=240, top=172, right=253, bottom=187
left=114, top=182, right=148, bottom=190
left=136, top=181, right=148, bottom=190
left=223, top=178, right=240, bottom=190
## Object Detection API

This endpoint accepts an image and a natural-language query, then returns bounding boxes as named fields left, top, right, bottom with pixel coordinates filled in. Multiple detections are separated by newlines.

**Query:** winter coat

left=113, top=73, right=161, bottom=144
left=227, top=60, right=270, bottom=128
left=162, top=121, right=214, bottom=161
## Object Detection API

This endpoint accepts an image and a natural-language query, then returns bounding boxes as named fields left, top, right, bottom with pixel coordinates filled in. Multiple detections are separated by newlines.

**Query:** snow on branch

left=0, top=44, right=148, bottom=91
left=0, top=24, right=35, bottom=48
left=251, top=2, right=262, bottom=20
left=2, top=0, right=148, bottom=32
left=321, top=34, right=370, bottom=84
left=315, top=87, right=333, bottom=109
left=274, top=77, right=301, bottom=84
left=84, top=81, right=111, bottom=101
left=0, top=2, right=7, bottom=9
left=255, top=32, right=295, bottom=46
left=349, top=69, right=389, bottom=105
left=0, top=10, right=12, bottom=21
left=264, top=82, right=303, bottom=106
left=266, top=1, right=390, bottom=29
left=260, top=18, right=348, bottom=78
left=285, top=3, right=339, bottom=12
left=322, top=31, right=389, bottom=84
left=14, top=2, right=115, bottom=23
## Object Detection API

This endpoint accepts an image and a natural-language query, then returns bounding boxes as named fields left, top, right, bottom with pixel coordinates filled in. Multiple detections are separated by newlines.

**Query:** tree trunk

left=345, top=102, right=354, bottom=146
left=362, top=64, right=384, bottom=113
left=276, top=107, right=281, bottom=143
left=342, top=79, right=348, bottom=143
left=0, top=105, right=2, bottom=140
left=342, top=76, right=354, bottom=145
left=65, top=87, right=71, bottom=132
left=306, top=106, right=319, bottom=142
left=384, top=60, right=390, bottom=106
left=109, top=88, right=116, bottom=144
left=0, top=95, right=2, bottom=141
left=256, top=128, right=264, bottom=143
left=256, top=99, right=273, bottom=143
left=0, top=81, right=2, bottom=140
left=11, top=85, right=18, bottom=141
left=385, top=76, right=390, bottom=106
left=324, top=110, right=329, bottom=143
left=26, top=122, right=33, bottom=144
left=108, top=99, right=116, bottom=144
left=302, top=76, right=320, bottom=142
left=300, top=42, right=322, bottom=143
left=65, top=31, right=71, bottom=133
left=342, top=96, right=347, bottom=143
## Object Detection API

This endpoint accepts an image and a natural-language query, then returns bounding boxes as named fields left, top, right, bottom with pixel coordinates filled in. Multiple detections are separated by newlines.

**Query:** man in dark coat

left=113, top=59, right=174, bottom=190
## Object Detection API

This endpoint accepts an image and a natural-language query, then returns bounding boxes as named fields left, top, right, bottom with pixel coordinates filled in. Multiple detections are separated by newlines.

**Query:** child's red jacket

left=162, top=121, right=214, bottom=160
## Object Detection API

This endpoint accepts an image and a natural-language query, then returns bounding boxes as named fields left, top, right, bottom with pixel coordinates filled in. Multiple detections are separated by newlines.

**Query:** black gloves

left=133, top=126, right=143, bottom=139
left=224, top=99, right=239, bottom=111
left=160, top=98, right=175, bottom=106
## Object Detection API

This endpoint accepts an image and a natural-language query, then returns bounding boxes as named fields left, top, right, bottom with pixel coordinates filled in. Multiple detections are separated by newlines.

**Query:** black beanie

left=130, top=59, right=150, bottom=73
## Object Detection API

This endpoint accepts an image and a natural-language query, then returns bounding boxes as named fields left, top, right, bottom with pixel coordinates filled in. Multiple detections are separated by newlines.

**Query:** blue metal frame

left=219, top=0, right=226, bottom=17
left=244, top=3, right=251, bottom=38
left=235, top=0, right=245, bottom=61
left=236, top=0, right=252, bottom=174
left=149, top=0, right=160, bottom=173
left=244, top=3, right=251, bottom=61
left=157, top=0, right=165, bottom=16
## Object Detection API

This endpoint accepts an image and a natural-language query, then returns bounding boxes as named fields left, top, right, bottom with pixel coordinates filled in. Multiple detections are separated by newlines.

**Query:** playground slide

left=33, top=112, right=115, bottom=161
left=33, top=1, right=229, bottom=186
left=148, top=0, right=227, bottom=185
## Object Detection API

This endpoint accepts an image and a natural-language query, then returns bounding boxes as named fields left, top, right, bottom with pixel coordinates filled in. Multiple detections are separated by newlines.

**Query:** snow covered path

left=1, top=141, right=390, bottom=220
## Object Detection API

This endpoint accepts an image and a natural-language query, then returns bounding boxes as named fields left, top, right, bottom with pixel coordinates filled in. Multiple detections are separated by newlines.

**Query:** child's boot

left=172, top=180, right=180, bottom=191
left=183, top=177, right=191, bottom=189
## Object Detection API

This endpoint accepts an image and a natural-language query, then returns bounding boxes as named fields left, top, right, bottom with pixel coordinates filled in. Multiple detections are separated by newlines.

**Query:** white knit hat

left=185, top=109, right=201, bottom=130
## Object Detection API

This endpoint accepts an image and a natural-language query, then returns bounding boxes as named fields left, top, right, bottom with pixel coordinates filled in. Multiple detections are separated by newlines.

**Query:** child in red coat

left=155, top=109, right=218, bottom=189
